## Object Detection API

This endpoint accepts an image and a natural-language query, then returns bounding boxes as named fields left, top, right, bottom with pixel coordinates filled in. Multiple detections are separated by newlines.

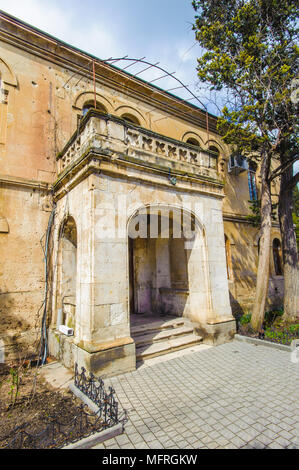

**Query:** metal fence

left=2, top=363, right=126, bottom=449
left=74, top=362, right=121, bottom=427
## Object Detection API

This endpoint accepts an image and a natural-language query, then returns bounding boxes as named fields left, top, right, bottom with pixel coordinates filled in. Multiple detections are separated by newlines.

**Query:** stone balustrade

left=57, top=112, right=219, bottom=180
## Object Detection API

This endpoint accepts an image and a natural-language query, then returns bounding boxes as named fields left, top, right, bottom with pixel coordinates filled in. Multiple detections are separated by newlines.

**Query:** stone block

left=73, top=338, right=136, bottom=378
left=195, top=319, right=236, bottom=346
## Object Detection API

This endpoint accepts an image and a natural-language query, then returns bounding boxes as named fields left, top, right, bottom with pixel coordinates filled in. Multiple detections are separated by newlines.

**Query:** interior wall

left=56, top=219, right=77, bottom=329
left=130, top=212, right=191, bottom=317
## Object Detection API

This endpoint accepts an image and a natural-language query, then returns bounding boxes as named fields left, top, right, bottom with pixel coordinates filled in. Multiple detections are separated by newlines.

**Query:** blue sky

left=0, top=0, right=209, bottom=107
left=0, top=0, right=297, bottom=175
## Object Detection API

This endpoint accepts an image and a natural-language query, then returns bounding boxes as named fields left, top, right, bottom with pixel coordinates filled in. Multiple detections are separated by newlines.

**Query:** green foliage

left=246, top=199, right=261, bottom=227
left=192, top=0, right=299, bottom=326
left=192, top=0, right=298, bottom=161
left=239, top=307, right=298, bottom=345
left=246, top=199, right=278, bottom=227
left=288, top=324, right=299, bottom=335
left=265, top=323, right=299, bottom=344
left=239, top=313, right=252, bottom=325
left=264, top=308, right=283, bottom=326
left=7, top=367, right=20, bottom=408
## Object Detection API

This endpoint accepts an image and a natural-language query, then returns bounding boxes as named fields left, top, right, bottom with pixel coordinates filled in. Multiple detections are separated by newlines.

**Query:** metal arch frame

left=62, top=54, right=211, bottom=142
left=101, top=56, right=210, bottom=140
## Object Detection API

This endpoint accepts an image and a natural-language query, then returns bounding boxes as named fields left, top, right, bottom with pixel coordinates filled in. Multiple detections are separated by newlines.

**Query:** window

left=248, top=162, right=257, bottom=201
left=121, top=113, right=140, bottom=125
left=186, top=137, right=200, bottom=147
left=82, top=101, right=107, bottom=116
left=273, top=238, right=283, bottom=275
left=208, top=146, right=219, bottom=170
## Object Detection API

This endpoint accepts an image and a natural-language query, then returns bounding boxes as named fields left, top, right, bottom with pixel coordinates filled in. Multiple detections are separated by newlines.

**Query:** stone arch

left=127, top=203, right=211, bottom=323
left=0, top=57, right=18, bottom=88
left=126, top=202, right=207, bottom=236
left=204, top=138, right=225, bottom=153
left=56, top=215, right=77, bottom=330
left=206, top=140, right=228, bottom=177
left=182, top=131, right=204, bottom=148
left=81, top=100, right=108, bottom=116
left=115, top=105, right=146, bottom=127
left=73, top=91, right=113, bottom=113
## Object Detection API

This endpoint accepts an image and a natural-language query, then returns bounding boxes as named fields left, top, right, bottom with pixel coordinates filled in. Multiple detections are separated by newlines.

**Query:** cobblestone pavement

left=93, top=340, right=299, bottom=450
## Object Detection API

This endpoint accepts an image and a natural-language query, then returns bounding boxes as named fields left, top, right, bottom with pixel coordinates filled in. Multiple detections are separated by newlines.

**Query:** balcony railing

left=57, top=111, right=219, bottom=181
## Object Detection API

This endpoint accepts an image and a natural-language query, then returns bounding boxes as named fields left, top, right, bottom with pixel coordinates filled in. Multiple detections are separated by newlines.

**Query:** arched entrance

left=56, top=216, right=77, bottom=330
left=128, top=205, right=209, bottom=324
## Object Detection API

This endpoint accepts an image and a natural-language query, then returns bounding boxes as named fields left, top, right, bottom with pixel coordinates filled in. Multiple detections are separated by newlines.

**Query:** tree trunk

left=251, top=152, right=272, bottom=332
left=279, top=166, right=299, bottom=322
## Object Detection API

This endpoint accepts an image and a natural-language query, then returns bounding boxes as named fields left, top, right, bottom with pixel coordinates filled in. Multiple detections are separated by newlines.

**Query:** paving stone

left=135, top=441, right=150, bottom=449
left=279, top=430, right=296, bottom=441
left=142, top=432, right=157, bottom=443
left=87, top=341, right=299, bottom=450
left=115, top=434, right=131, bottom=446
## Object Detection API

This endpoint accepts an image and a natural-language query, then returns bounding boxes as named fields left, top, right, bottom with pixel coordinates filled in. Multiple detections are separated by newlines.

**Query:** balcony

left=56, top=110, right=220, bottom=183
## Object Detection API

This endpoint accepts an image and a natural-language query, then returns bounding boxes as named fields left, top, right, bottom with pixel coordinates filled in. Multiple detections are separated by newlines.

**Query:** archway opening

left=82, top=100, right=107, bottom=116
left=208, top=145, right=219, bottom=171
left=121, top=113, right=140, bottom=125
left=56, top=216, right=77, bottom=330
left=186, top=137, right=200, bottom=147
left=128, top=206, right=201, bottom=324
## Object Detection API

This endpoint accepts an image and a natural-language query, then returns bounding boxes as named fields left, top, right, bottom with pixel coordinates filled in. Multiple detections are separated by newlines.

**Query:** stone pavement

left=93, top=340, right=299, bottom=449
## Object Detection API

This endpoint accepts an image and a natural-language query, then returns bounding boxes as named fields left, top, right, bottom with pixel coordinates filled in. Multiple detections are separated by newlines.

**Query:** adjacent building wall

left=0, top=13, right=284, bottom=361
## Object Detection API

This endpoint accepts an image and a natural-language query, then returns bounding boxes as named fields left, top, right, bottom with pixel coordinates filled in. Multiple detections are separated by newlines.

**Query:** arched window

left=186, top=137, right=200, bottom=147
left=57, top=216, right=77, bottom=330
left=121, top=113, right=140, bottom=125
left=273, top=238, right=283, bottom=275
left=82, top=100, right=107, bottom=116
left=224, top=235, right=233, bottom=280
left=208, top=146, right=219, bottom=170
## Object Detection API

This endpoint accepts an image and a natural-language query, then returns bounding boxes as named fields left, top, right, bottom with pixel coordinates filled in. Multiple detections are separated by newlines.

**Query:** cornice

left=0, top=11, right=218, bottom=134
left=223, top=211, right=280, bottom=228
left=0, top=173, right=51, bottom=191
left=53, top=149, right=224, bottom=202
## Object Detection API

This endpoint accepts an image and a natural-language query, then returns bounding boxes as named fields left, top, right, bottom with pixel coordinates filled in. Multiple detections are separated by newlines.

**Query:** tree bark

left=279, top=166, right=299, bottom=322
left=251, top=151, right=272, bottom=332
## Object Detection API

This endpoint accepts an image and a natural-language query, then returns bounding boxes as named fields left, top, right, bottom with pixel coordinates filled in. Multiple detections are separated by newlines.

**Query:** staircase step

left=136, top=333, right=203, bottom=361
left=133, top=325, right=195, bottom=347
left=131, top=317, right=186, bottom=337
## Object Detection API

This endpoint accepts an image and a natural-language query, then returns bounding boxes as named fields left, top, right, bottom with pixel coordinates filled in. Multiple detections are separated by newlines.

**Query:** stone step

left=136, top=333, right=203, bottom=361
left=133, top=325, right=195, bottom=347
left=131, top=317, right=186, bottom=337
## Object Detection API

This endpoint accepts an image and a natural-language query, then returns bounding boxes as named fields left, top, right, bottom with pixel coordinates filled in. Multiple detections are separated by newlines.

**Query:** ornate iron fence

left=74, top=363, right=123, bottom=427
left=2, top=363, right=127, bottom=449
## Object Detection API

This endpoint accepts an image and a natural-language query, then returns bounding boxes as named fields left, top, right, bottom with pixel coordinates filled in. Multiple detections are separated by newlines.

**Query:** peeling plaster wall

left=0, top=16, right=284, bottom=361
left=0, top=184, right=51, bottom=359
left=223, top=221, right=284, bottom=316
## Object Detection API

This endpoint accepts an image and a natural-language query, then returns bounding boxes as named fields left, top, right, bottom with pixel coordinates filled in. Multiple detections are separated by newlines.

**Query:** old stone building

left=0, top=11, right=283, bottom=376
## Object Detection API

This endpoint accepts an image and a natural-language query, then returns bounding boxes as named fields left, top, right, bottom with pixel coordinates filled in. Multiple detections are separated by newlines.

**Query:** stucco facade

left=0, top=12, right=283, bottom=373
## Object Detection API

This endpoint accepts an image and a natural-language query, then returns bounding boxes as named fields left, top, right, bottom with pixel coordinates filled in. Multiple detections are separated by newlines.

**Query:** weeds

left=238, top=309, right=299, bottom=346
